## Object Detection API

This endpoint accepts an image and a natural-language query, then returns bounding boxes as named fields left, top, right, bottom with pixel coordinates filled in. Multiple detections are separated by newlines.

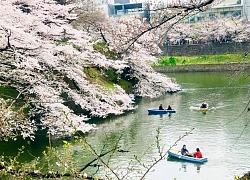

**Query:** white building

left=242, top=0, right=250, bottom=17
left=104, top=0, right=250, bottom=19
left=188, top=0, right=250, bottom=22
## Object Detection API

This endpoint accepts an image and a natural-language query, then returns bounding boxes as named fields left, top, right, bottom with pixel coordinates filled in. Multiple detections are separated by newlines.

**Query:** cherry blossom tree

left=1, top=0, right=241, bottom=141
left=0, top=0, right=223, bottom=140
left=0, top=0, right=248, bottom=179
left=161, top=15, right=250, bottom=44
left=0, top=0, right=179, bottom=140
left=71, top=0, right=218, bottom=56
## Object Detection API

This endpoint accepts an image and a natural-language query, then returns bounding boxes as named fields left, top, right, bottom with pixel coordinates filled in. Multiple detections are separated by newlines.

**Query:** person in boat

left=159, top=104, right=164, bottom=110
left=167, top=105, right=172, bottom=110
left=193, top=148, right=203, bottom=158
left=181, top=145, right=189, bottom=155
left=201, top=101, right=207, bottom=108
left=181, top=145, right=194, bottom=157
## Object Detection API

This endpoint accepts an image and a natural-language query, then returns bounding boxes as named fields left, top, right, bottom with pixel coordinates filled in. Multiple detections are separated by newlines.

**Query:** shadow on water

left=0, top=130, right=49, bottom=162
left=167, top=156, right=206, bottom=173
left=87, top=97, right=143, bottom=125
left=148, top=113, right=174, bottom=118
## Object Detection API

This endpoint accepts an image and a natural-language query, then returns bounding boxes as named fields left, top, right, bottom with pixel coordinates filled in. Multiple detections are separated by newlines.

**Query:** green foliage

left=0, top=86, right=26, bottom=110
left=157, top=58, right=168, bottom=66
left=0, top=86, right=19, bottom=100
left=93, top=41, right=106, bottom=48
left=103, top=68, right=133, bottom=93
left=118, top=79, right=133, bottom=94
left=84, top=67, right=99, bottom=79
left=83, top=66, right=133, bottom=93
left=93, top=42, right=118, bottom=60
left=105, top=83, right=115, bottom=89
left=155, top=53, right=250, bottom=66
left=55, top=40, right=70, bottom=46
left=104, top=68, right=118, bottom=82
left=83, top=67, right=115, bottom=90
left=234, top=174, right=250, bottom=180
left=0, top=146, right=27, bottom=180
left=0, top=98, right=32, bottom=141
left=56, top=41, right=82, bottom=52
left=0, top=86, right=27, bottom=112
left=154, top=56, right=176, bottom=66
left=168, top=57, right=176, bottom=65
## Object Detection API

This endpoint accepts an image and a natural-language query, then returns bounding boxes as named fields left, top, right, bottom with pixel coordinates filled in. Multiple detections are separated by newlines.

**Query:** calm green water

left=0, top=71, right=249, bottom=180
left=83, top=71, right=250, bottom=180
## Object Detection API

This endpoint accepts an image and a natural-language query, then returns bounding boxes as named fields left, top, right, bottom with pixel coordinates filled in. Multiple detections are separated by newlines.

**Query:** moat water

left=0, top=71, right=249, bottom=180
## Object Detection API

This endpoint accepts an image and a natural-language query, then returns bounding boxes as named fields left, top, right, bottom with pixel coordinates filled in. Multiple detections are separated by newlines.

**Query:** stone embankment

left=152, top=63, right=250, bottom=73
left=160, top=42, right=250, bottom=56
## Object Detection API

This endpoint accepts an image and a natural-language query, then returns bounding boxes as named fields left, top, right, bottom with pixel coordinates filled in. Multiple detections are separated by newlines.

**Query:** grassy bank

left=153, top=54, right=250, bottom=66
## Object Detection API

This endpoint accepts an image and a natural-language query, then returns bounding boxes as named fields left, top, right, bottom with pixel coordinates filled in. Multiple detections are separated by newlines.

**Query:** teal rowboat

left=167, top=149, right=208, bottom=163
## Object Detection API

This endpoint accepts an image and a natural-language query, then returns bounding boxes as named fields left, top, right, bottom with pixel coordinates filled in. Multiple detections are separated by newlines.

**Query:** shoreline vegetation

left=153, top=53, right=250, bottom=66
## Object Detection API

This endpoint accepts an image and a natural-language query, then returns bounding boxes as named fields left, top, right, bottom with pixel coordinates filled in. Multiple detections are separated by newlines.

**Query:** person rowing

left=181, top=145, right=193, bottom=157
left=201, top=101, right=207, bottom=108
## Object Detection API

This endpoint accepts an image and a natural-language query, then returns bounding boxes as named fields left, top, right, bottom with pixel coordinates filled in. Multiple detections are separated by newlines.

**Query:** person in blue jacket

left=181, top=145, right=193, bottom=157
left=181, top=145, right=189, bottom=155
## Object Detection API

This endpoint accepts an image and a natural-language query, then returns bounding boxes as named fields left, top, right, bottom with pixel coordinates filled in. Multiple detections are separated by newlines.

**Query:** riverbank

left=152, top=63, right=250, bottom=73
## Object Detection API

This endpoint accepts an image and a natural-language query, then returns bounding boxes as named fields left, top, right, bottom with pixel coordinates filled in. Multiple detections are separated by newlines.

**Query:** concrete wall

left=160, top=42, right=250, bottom=56
left=152, top=63, right=250, bottom=73
left=243, top=0, right=250, bottom=17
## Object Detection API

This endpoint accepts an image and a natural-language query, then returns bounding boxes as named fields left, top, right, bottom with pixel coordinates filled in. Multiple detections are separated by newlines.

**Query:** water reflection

left=178, top=163, right=202, bottom=173
left=148, top=114, right=173, bottom=118
left=181, top=164, right=187, bottom=172
left=196, top=164, right=201, bottom=172
left=172, top=161, right=203, bottom=174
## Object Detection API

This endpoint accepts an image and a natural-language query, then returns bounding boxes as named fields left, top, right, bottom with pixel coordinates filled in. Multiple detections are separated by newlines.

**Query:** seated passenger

left=181, top=145, right=188, bottom=155
left=167, top=105, right=172, bottom=110
left=181, top=145, right=193, bottom=157
left=201, top=101, right=207, bottom=108
left=159, top=104, right=164, bottom=110
left=193, top=148, right=203, bottom=158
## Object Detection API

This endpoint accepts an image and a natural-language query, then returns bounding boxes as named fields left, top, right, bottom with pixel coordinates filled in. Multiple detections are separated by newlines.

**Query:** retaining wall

left=160, top=42, right=250, bottom=56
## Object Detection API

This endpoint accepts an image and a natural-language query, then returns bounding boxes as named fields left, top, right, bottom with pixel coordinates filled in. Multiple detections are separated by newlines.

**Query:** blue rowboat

left=166, top=89, right=181, bottom=94
left=167, top=149, right=208, bottom=163
left=148, top=109, right=176, bottom=114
